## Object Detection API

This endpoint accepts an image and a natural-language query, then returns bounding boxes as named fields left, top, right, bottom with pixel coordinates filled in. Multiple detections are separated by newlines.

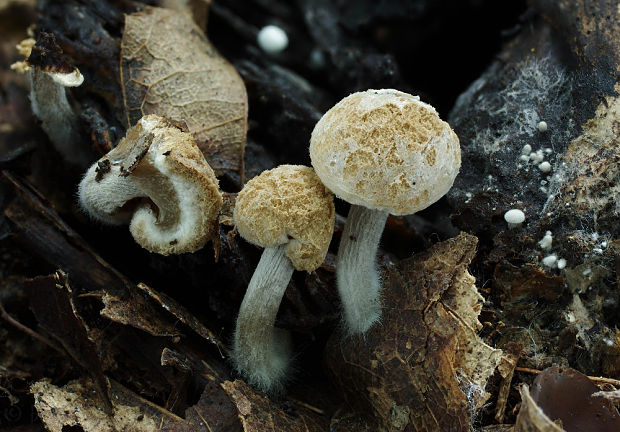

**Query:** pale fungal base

left=337, top=205, right=388, bottom=334
left=232, top=244, right=294, bottom=393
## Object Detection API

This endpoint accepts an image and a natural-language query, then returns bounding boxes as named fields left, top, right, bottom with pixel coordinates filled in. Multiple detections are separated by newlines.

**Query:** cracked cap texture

left=233, top=165, right=335, bottom=272
left=310, top=89, right=461, bottom=215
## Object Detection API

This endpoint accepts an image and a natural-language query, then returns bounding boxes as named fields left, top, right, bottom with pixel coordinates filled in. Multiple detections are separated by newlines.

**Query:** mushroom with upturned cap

left=232, top=165, right=334, bottom=393
left=310, top=89, right=461, bottom=334
left=78, top=114, right=223, bottom=255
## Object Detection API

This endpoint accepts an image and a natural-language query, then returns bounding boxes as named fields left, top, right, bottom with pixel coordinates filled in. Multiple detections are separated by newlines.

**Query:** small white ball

left=257, top=25, right=288, bottom=54
left=557, top=258, right=567, bottom=270
left=504, top=209, right=525, bottom=225
left=522, top=144, right=532, bottom=155
left=538, top=233, right=553, bottom=250
left=542, top=254, right=557, bottom=267
left=538, top=121, right=548, bottom=132
left=539, top=161, right=552, bottom=172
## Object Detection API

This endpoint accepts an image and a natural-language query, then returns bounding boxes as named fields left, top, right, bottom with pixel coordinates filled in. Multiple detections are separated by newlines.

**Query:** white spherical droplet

left=539, top=161, right=552, bottom=172
left=257, top=25, right=288, bottom=54
left=538, top=121, right=548, bottom=132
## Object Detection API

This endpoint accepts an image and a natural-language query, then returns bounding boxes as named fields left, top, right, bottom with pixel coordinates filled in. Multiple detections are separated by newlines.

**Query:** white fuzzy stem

left=29, top=69, right=89, bottom=167
left=233, top=244, right=294, bottom=393
left=337, top=205, right=388, bottom=334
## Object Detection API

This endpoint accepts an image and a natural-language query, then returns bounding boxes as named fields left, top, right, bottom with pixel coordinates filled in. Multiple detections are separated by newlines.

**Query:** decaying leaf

left=32, top=377, right=243, bottom=431
left=23, top=270, right=112, bottom=413
left=515, top=366, right=620, bottom=432
left=31, top=376, right=328, bottom=432
left=100, top=288, right=184, bottom=338
left=326, top=232, right=502, bottom=431
left=32, top=378, right=179, bottom=432
left=220, top=380, right=328, bottom=432
left=121, top=6, right=248, bottom=184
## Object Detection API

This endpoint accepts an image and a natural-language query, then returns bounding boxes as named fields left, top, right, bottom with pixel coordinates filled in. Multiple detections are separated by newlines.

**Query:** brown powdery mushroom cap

left=310, top=89, right=461, bottom=216
left=79, top=114, right=222, bottom=255
left=233, top=165, right=334, bottom=271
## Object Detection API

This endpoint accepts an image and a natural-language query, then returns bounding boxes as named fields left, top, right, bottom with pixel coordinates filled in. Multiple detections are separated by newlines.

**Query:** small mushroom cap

left=504, top=209, right=526, bottom=224
left=49, top=68, right=84, bottom=87
left=233, top=165, right=334, bottom=272
left=79, top=114, right=223, bottom=255
left=310, top=89, right=461, bottom=216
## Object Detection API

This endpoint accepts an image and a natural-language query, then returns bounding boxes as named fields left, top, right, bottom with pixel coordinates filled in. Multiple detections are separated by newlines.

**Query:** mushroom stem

left=337, top=205, right=388, bottom=334
left=29, top=68, right=89, bottom=167
left=233, top=244, right=294, bottom=393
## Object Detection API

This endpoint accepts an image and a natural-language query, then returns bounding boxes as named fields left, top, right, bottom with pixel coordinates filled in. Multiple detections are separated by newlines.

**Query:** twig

left=289, top=398, right=326, bottom=415
left=515, top=367, right=620, bottom=387
left=0, top=301, right=64, bottom=354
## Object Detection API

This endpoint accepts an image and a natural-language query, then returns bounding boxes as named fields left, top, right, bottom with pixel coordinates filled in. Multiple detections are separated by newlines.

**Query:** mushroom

left=78, top=114, right=223, bottom=255
left=310, top=89, right=461, bottom=334
left=12, top=33, right=90, bottom=166
left=504, top=208, right=526, bottom=228
left=232, top=165, right=334, bottom=392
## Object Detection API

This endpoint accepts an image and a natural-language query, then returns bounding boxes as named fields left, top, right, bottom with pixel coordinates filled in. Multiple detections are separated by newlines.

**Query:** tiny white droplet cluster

left=542, top=254, right=557, bottom=267
left=517, top=142, right=553, bottom=175
left=538, top=231, right=553, bottom=250
left=539, top=161, right=552, bottom=172
left=257, top=25, right=288, bottom=54
left=537, top=230, right=568, bottom=270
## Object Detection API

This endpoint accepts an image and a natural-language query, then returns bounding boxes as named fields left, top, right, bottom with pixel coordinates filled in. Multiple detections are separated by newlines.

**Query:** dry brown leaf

left=100, top=289, right=184, bottom=338
left=32, top=377, right=328, bottom=432
left=220, top=380, right=328, bottom=432
left=121, top=6, right=248, bottom=183
left=326, top=232, right=502, bottom=431
left=32, top=378, right=180, bottom=432
left=32, top=378, right=243, bottom=432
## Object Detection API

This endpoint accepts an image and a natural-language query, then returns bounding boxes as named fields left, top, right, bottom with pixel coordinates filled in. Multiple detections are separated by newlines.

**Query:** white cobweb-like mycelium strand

left=337, top=206, right=388, bottom=334
left=232, top=244, right=295, bottom=393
